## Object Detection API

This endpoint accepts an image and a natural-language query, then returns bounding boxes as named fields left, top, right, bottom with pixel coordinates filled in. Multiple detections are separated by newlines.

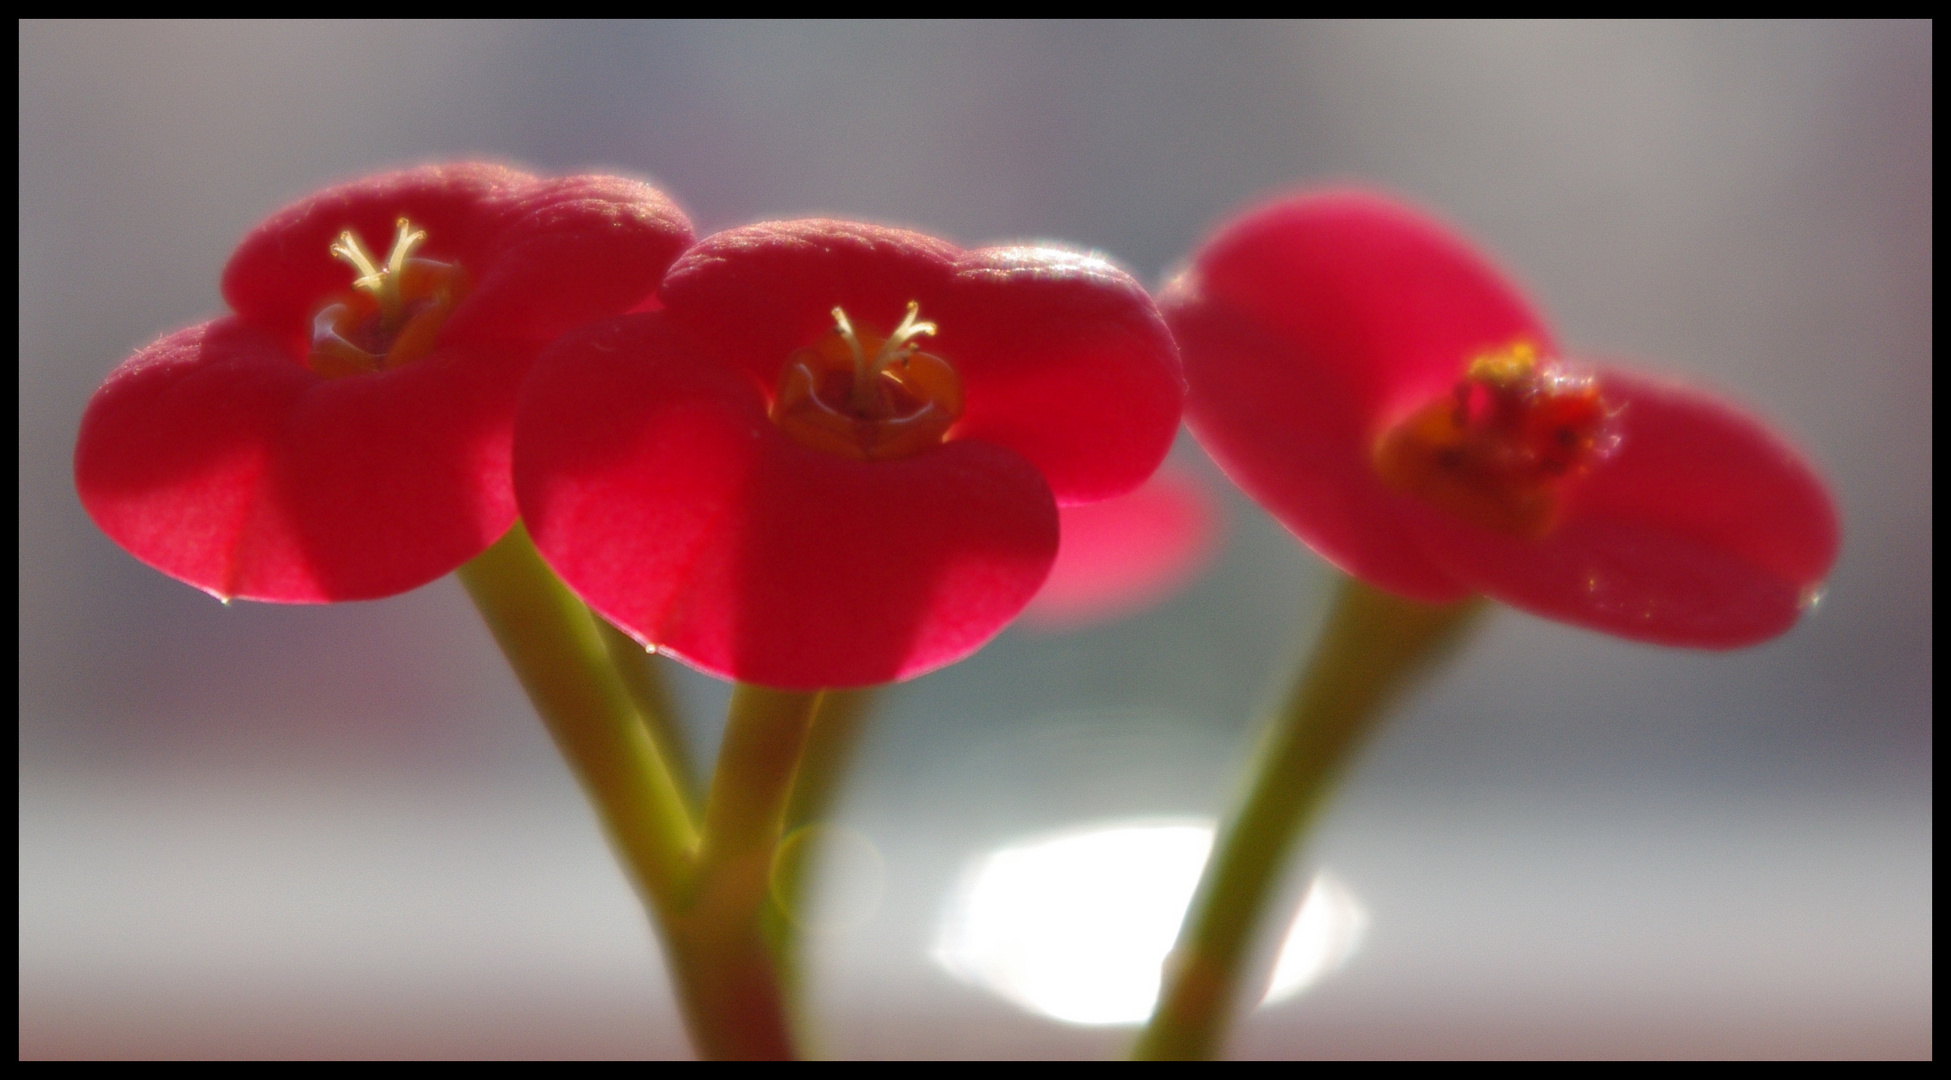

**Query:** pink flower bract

left=74, top=164, right=693, bottom=602
left=1166, top=190, right=1839, bottom=648
left=513, top=220, right=1184, bottom=689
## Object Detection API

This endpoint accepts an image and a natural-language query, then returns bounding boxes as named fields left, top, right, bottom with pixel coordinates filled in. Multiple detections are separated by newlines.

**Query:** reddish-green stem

left=1133, top=575, right=1483, bottom=1060
left=460, top=523, right=807, bottom=1060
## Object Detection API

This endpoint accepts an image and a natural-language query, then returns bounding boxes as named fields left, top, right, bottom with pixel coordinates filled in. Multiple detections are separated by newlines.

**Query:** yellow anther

left=1374, top=338, right=1615, bottom=538
left=329, top=231, right=383, bottom=289
left=329, top=218, right=432, bottom=322
left=825, top=301, right=942, bottom=416
left=1465, top=340, right=1540, bottom=386
left=831, top=307, right=868, bottom=375
left=307, top=217, right=467, bottom=379
left=881, top=301, right=939, bottom=363
left=774, top=301, right=963, bottom=460
left=384, top=218, right=426, bottom=278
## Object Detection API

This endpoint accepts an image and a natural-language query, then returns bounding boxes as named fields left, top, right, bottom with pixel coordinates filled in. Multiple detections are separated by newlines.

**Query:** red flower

left=513, top=220, right=1184, bottom=689
left=1165, top=190, right=1838, bottom=648
left=1019, top=464, right=1222, bottom=632
left=74, top=164, right=693, bottom=602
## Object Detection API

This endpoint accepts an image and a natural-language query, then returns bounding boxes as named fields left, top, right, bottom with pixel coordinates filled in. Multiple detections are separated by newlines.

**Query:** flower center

left=305, top=218, right=469, bottom=378
left=769, top=301, right=965, bottom=461
left=1373, top=341, right=1617, bottom=538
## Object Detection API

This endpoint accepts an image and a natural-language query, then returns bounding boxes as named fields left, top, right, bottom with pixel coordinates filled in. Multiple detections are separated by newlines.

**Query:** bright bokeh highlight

left=933, top=820, right=1367, bottom=1026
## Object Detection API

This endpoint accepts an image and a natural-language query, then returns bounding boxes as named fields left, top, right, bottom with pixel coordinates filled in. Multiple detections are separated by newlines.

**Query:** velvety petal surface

left=657, top=219, right=961, bottom=388
left=659, top=221, right=1182, bottom=505
left=941, top=246, right=1183, bottom=504
left=75, top=318, right=527, bottom=601
left=1019, top=464, right=1221, bottom=631
left=223, top=165, right=692, bottom=349
left=441, top=173, right=693, bottom=345
left=1400, top=370, right=1841, bottom=647
left=1168, top=190, right=1552, bottom=601
left=222, top=164, right=522, bottom=347
left=514, top=315, right=1060, bottom=690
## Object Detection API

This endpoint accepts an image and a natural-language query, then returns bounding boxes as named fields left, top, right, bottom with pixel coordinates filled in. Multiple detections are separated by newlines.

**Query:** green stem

left=594, top=618, right=700, bottom=808
left=783, top=687, right=880, bottom=835
left=456, top=521, right=697, bottom=924
left=673, top=683, right=823, bottom=1061
left=767, top=688, right=881, bottom=986
left=1133, top=576, right=1484, bottom=1060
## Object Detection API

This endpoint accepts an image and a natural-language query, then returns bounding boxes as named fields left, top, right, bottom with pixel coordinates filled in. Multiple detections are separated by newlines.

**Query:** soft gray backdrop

left=21, top=21, right=1930, bottom=1058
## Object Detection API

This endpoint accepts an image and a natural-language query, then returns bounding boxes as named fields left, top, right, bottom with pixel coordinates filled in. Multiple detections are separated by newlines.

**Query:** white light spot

left=1261, top=870, right=1369, bottom=1004
left=932, top=819, right=1366, bottom=1026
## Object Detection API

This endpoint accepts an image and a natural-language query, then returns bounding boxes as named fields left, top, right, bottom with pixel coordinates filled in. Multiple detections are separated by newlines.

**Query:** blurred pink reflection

left=1020, top=465, right=1221, bottom=631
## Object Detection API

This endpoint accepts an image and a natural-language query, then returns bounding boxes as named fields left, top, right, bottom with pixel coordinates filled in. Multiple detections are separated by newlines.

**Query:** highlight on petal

left=1019, top=464, right=1222, bottom=632
left=79, top=164, right=695, bottom=602
left=513, top=314, right=1060, bottom=690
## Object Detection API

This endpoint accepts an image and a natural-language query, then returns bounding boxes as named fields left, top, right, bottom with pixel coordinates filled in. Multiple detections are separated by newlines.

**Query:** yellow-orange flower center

left=305, top=218, right=469, bottom=378
left=769, top=301, right=965, bottom=461
left=1373, top=341, right=1617, bottom=538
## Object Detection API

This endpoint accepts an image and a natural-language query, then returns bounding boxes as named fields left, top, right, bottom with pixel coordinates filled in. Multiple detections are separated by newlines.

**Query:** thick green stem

left=782, top=687, right=879, bottom=835
left=767, top=687, right=881, bottom=996
left=462, top=524, right=804, bottom=1060
left=456, top=522, right=696, bottom=923
left=672, top=683, right=823, bottom=1061
left=594, top=618, right=700, bottom=808
left=1133, top=576, right=1484, bottom=1060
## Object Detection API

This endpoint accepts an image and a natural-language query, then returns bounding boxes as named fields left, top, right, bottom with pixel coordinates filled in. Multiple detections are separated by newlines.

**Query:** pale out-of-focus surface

left=20, top=21, right=1930, bottom=1058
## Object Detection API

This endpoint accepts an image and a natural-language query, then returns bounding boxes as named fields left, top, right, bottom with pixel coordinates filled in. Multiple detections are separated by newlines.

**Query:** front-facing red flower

left=1166, top=190, right=1838, bottom=648
left=75, top=164, right=693, bottom=602
left=513, top=220, right=1184, bottom=689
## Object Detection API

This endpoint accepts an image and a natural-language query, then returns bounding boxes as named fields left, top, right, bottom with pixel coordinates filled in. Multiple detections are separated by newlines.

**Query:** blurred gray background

left=20, top=21, right=1930, bottom=1058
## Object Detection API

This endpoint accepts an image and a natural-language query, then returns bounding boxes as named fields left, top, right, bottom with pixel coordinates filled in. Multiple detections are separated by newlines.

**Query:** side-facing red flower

left=1165, top=190, right=1838, bottom=648
left=75, top=164, right=693, bottom=602
left=513, top=220, right=1184, bottom=689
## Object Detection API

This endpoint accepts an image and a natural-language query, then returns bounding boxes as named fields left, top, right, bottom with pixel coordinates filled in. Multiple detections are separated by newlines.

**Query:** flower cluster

left=72, top=163, right=1845, bottom=1064
left=78, top=167, right=1185, bottom=687
left=78, top=169, right=1837, bottom=681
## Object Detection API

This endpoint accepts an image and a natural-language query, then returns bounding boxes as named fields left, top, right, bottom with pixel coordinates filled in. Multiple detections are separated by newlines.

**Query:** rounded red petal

left=656, top=219, right=961, bottom=390
left=222, top=164, right=693, bottom=349
left=221, top=164, right=526, bottom=346
left=659, top=222, right=1182, bottom=504
left=1168, top=294, right=1462, bottom=601
left=1399, top=370, right=1841, bottom=648
left=940, top=246, right=1184, bottom=505
left=1019, top=464, right=1222, bottom=632
left=514, top=315, right=1059, bottom=690
left=441, top=173, right=694, bottom=345
left=76, top=318, right=525, bottom=601
left=1167, top=189, right=1556, bottom=602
